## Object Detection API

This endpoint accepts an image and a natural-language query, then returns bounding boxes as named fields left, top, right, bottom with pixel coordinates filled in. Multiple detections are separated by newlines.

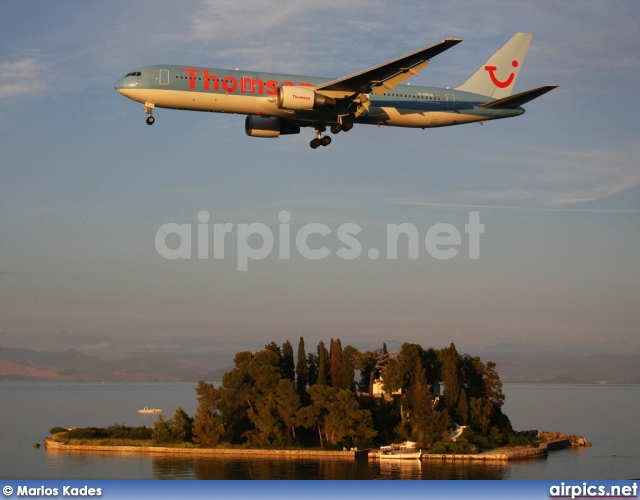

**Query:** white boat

left=138, top=406, right=162, bottom=413
left=379, top=441, right=422, bottom=460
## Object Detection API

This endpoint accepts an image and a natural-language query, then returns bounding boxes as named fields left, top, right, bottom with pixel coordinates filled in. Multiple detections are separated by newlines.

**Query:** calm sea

left=0, top=382, right=638, bottom=480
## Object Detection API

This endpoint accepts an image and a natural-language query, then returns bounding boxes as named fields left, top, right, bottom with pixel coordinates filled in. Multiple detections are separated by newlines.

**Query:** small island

left=46, top=339, right=589, bottom=460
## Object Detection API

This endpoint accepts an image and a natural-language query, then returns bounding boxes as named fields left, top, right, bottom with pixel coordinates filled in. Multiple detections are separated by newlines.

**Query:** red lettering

left=222, top=76, right=238, bottom=93
left=252, top=78, right=264, bottom=94
left=266, top=80, right=279, bottom=96
left=181, top=67, right=201, bottom=89
left=240, top=77, right=251, bottom=93
left=203, top=70, right=219, bottom=91
left=177, top=71, right=316, bottom=95
left=240, top=77, right=264, bottom=94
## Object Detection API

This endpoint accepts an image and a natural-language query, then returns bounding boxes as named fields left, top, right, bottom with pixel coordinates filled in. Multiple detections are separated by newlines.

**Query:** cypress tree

left=317, top=341, right=328, bottom=386
left=281, top=340, right=295, bottom=380
left=330, top=338, right=342, bottom=389
left=296, top=336, right=308, bottom=395
left=340, top=348, right=355, bottom=391
left=307, top=353, right=318, bottom=386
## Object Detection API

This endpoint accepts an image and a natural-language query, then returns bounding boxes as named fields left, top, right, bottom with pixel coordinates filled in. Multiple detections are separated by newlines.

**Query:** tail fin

left=455, top=32, right=533, bottom=99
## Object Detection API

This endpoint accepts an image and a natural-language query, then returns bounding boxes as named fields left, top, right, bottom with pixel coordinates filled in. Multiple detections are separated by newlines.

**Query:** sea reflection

left=377, top=459, right=424, bottom=479
left=149, top=454, right=510, bottom=480
left=153, top=455, right=373, bottom=480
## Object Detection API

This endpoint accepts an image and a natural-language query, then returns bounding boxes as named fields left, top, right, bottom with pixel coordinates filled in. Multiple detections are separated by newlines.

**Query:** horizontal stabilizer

left=479, top=85, right=558, bottom=109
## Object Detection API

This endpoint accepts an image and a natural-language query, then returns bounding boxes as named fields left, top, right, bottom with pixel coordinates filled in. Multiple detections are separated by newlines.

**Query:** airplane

left=114, top=32, right=556, bottom=149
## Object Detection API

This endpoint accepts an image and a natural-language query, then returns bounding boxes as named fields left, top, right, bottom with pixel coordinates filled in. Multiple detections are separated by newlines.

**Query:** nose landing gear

left=143, top=102, right=155, bottom=125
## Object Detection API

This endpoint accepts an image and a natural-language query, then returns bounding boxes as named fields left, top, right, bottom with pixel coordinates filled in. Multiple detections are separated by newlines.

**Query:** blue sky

left=1, top=1, right=639, bottom=357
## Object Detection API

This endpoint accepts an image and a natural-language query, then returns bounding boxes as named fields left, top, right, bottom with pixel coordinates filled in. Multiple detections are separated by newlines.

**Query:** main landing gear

left=309, top=119, right=354, bottom=149
left=144, top=102, right=155, bottom=125
left=310, top=130, right=332, bottom=149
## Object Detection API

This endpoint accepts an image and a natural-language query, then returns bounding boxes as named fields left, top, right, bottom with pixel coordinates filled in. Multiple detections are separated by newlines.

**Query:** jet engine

left=245, top=116, right=301, bottom=138
left=276, top=86, right=336, bottom=111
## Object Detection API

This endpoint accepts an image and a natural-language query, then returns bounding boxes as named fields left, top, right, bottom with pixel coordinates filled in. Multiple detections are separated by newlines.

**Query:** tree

left=409, top=382, right=451, bottom=444
left=422, top=347, right=441, bottom=387
left=382, top=343, right=426, bottom=393
left=193, top=382, right=225, bottom=446
left=317, top=341, right=329, bottom=386
left=439, top=343, right=462, bottom=414
left=482, top=361, right=506, bottom=408
left=281, top=340, right=295, bottom=380
left=246, top=396, right=281, bottom=446
left=296, top=384, right=333, bottom=448
left=324, top=389, right=377, bottom=446
left=307, top=353, right=319, bottom=387
left=298, top=384, right=377, bottom=448
left=170, top=407, right=194, bottom=443
left=357, top=348, right=394, bottom=395
left=153, top=407, right=193, bottom=443
left=275, top=379, right=301, bottom=440
left=152, top=416, right=172, bottom=444
left=330, top=338, right=342, bottom=389
left=340, top=345, right=359, bottom=391
left=458, top=388, right=469, bottom=425
left=296, top=337, right=308, bottom=397
left=470, top=397, right=493, bottom=434
left=195, top=349, right=282, bottom=445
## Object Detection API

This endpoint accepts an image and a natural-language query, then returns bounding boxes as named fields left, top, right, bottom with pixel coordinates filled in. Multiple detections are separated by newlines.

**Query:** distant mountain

left=489, top=354, right=640, bottom=384
left=0, top=347, right=219, bottom=382
left=1, top=338, right=638, bottom=384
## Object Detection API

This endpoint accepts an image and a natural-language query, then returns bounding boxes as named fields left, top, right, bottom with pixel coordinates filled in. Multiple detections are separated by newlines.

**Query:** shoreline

left=44, top=438, right=369, bottom=459
left=45, top=430, right=588, bottom=461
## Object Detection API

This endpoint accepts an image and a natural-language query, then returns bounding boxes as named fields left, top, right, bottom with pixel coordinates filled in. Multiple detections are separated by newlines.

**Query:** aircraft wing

left=479, top=85, right=558, bottom=109
left=316, top=38, right=462, bottom=98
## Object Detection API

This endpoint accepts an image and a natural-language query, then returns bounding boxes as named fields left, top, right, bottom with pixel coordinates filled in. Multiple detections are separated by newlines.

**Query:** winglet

left=456, top=33, right=533, bottom=99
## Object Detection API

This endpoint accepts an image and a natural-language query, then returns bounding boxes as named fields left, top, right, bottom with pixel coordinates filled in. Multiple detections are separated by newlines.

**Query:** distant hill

left=489, top=354, right=640, bottom=384
left=0, top=347, right=222, bottom=382
left=0, top=341, right=638, bottom=384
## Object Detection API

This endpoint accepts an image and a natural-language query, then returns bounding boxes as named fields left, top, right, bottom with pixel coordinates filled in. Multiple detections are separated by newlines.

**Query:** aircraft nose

left=114, top=77, right=125, bottom=93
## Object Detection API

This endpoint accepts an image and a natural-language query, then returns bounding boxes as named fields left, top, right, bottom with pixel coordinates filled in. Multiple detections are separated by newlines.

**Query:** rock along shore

left=44, top=438, right=369, bottom=459
left=372, top=430, right=590, bottom=462
left=45, top=430, right=588, bottom=462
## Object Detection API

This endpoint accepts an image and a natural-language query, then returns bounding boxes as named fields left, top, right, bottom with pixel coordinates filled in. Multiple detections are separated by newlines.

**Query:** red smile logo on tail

left=485, top=60, right=518, bottom=88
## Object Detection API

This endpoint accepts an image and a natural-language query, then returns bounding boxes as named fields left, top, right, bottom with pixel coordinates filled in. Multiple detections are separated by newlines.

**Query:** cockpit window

left=125, top=71, right=142, bottom=77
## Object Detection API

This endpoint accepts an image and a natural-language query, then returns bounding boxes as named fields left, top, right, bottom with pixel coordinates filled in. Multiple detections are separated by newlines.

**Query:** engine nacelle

left=245, top=116, right=300, bottom=138
left=276, top=86, right=336, bottom=111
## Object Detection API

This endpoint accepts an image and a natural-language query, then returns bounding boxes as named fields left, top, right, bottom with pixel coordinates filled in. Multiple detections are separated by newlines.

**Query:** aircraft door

left=241, top=76, right=253, bottom=93
left=446, top=93, right=455, bottom=109
left=160, top=69, right=170, bottom=86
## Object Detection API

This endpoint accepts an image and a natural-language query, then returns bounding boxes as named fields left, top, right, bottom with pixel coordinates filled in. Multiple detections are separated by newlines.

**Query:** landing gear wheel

left=342, top=119, right=354, bottom=132
left=310, top=138, right=321, bottom=149
left=146, top=116, right=155, bottom=125
left=321, top=136, right=332, bottom=146
left=330, top=123, right=342, bottom=134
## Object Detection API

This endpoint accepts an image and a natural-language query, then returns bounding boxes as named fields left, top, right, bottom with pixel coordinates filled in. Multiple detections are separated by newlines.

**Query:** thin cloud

left=0, top=59, right=46, bottom=99
left=452, top=141, right=640, bottom=208
left=392, top=201, right=640, bottom=214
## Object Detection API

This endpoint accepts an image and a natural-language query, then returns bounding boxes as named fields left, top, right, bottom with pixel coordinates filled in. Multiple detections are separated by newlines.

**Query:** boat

left=379, top=441, right=422, bottom=460
left=138, top=406, right=162, bottom=413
